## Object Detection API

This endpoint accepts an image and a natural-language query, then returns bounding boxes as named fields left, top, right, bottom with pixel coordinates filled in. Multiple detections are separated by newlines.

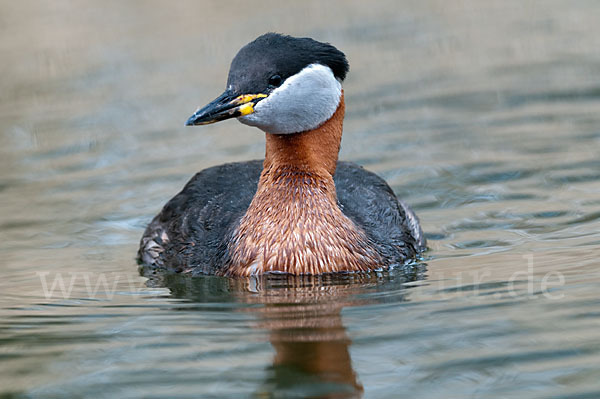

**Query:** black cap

left=227, top=33, right=349, bottom=95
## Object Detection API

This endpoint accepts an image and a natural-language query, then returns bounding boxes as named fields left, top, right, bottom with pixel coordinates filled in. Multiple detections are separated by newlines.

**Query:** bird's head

left=186, top=33, right=349, bottom=134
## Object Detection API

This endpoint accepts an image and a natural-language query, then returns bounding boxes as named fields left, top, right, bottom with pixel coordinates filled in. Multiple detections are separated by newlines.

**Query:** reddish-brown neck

left=263, top=93, right=345, bottom=177
left=224, top=93, right=381, bottom=276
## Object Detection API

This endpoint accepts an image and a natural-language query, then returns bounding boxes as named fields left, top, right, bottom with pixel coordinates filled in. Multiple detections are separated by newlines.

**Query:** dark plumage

left=139, top=161, right=425, bottom=275
left=138, top=33, right=425, bottom=276
left=228, top=33, right=349, bottom=96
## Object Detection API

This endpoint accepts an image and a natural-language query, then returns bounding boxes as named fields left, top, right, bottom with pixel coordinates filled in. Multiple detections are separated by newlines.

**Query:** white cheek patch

left=239, top=63, right=342, bottom=134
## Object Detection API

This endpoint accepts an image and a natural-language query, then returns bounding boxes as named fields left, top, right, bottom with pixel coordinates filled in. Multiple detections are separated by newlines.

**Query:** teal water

left=1, top=1, right=599, bottom=398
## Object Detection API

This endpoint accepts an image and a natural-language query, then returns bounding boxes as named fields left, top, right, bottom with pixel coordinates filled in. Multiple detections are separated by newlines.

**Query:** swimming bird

left=138, top=33, right=425, bottom=276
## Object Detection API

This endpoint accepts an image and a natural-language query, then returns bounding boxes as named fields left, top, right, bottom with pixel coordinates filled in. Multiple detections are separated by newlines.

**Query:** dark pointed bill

left=185, top=90, right=267, bottom=126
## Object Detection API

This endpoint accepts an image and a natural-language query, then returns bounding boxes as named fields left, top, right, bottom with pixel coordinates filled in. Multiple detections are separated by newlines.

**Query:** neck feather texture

left=224, top=94, right=381, bottom=276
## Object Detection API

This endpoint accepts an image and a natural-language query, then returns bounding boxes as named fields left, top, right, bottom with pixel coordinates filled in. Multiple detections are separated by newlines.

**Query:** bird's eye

left=268, top=75, right=282, bottom=87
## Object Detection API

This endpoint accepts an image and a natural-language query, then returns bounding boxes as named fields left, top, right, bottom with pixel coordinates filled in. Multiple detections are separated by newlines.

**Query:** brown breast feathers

left=223, top=94, right=382, bottom=276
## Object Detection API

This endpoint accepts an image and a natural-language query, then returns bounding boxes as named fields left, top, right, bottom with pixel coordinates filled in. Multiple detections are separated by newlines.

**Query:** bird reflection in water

left=144, top=267, right=424, bottom=398
left=243, top=275, right=368, bottom=398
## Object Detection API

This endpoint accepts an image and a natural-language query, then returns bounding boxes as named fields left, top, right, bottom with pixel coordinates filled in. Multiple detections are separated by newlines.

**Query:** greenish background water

left=1, top=1, right=599, bottom=398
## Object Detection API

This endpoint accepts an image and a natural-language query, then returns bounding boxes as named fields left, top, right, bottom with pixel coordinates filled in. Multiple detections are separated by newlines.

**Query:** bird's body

left=139, top=159, right=423, bottom=276
left=138, top=33, right=425, bottom=276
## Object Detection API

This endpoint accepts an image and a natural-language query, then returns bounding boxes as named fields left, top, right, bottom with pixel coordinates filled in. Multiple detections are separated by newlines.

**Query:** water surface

left=1, top=1, right=599, bottom=398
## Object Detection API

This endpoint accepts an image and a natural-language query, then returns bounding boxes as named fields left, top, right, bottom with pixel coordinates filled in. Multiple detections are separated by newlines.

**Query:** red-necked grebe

left=138, top=33, right=425, bottom=276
